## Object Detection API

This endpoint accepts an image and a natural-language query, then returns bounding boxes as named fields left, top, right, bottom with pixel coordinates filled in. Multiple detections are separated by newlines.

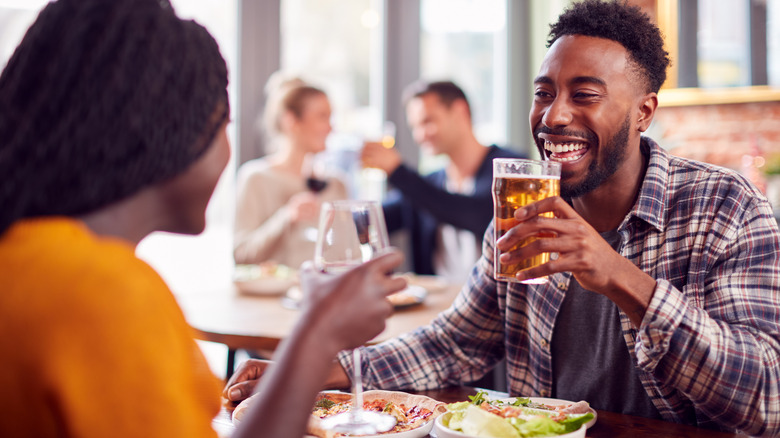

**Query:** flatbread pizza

left=232, top=389, right=446, bottom=437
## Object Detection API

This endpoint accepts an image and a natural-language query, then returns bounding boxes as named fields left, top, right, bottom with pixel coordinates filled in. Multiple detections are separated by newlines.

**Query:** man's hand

left=361, top=141, right=402, bottom=174
left=495, top=196, right=656, bottom=326
left=223, top=359, right=271, bottom=407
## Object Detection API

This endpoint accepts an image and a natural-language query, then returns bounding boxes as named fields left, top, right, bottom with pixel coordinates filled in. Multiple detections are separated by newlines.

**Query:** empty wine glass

left=314, top=200, right=396, bottom=434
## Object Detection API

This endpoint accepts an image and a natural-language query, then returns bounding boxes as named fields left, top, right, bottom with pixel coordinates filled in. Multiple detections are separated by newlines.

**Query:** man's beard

left=561, top=114, right=631, bottom=199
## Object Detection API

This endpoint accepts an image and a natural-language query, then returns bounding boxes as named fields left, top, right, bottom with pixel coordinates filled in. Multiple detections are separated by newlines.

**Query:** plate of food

left=401, top=273, right=450, bottom=294
left=233, top=262, right=298, bottom=296
left=283, top=285, right=428, bottom=310
left=387, top=285, right=428, bottom=309
left=433, top=391, right=595, bottom=438
left=232, top=389, right=446, bottom=438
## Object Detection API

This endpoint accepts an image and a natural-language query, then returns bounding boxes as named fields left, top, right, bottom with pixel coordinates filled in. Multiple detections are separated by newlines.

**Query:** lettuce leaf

left=442, top=402, right=472, bottom=431
left=441, top=396, right=594, bottom=437
left=558, top=413, right=594, bottom=433
left=459, top=405, right=520, bottom=438
left=507, top=416, right=566, bottom=437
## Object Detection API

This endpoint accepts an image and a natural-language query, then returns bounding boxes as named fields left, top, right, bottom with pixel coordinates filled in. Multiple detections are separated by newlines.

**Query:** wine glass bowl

left=313, top=200, right=396, bottom=434
left=314, top=201, right=389, bottom=273
left=305, top=176, right=328, bottom=193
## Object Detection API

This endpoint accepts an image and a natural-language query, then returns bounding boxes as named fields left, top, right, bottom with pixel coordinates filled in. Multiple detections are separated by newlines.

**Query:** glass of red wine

left=305, top=176, right=328, bottom=193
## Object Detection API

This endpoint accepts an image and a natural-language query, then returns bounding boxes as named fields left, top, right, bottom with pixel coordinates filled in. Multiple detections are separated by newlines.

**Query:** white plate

left=234, top=390, right=442, bottom=438
left=404, top=274, right=450, bottom=294
left=233, top=264, right=297, bottom=296
left=432, top=397, right=596, bottom=438
left=388, top=285, right=428, bottom=309
left=433, top=416, right=586, bottom=438
left=304, top=418, right=436, bottom=438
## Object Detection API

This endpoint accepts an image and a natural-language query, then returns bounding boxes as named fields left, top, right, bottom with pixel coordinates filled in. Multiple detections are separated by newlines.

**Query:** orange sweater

left=0, top=218, right=221, bottom=437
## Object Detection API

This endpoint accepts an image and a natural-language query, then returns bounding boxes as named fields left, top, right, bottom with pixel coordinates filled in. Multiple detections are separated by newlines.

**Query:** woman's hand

left=287, top=191, right=321, bottom=224
left=299, top=249, right=407, bottom=352
left=222, top=250, right=407, bottom=406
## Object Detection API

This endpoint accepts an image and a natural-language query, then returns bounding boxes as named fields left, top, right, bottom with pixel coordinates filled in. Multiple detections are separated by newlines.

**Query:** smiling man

left=228, top=1, right=780, bottom=435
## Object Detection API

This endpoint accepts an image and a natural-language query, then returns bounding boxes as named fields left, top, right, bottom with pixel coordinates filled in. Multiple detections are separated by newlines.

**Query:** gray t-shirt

left=550, top=230, right=662, bottom=419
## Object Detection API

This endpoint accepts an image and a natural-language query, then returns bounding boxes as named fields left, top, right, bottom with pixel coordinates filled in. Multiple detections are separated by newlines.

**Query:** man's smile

left=537, top=132, right=593, bottom=165
left=543, top=139, right=589, bottom=163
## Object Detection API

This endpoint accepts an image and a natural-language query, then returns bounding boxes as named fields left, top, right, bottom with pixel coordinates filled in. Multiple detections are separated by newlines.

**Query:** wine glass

left=313, top=200, right=396, bottom=434
left=305, top=154, right=329, bottom=193
left=302, top=154, right=329, bottom=242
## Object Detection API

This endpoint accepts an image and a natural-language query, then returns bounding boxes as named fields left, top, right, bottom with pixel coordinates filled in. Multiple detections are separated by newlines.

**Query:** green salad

left=439, top=391, right=594, bottom=438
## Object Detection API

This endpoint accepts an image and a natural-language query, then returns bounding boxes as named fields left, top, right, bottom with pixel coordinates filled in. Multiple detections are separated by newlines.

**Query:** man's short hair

left=547, top=0, right=671, bottom=93
left=402, top=80, right=471, bottom=118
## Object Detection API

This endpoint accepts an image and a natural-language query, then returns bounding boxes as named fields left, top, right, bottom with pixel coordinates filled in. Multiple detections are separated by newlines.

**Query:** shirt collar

left=622, top=136, right=669, bottom=233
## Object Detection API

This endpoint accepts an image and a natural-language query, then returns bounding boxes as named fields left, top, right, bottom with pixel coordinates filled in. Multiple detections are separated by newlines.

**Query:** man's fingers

left=223, top=379, right=258, bottom=402
left=513, top=196, right=578, bottom=221
left=224, top=358, right=270, bottom=387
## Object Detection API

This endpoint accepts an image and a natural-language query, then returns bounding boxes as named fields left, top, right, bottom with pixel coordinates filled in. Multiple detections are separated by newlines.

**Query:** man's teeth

left=544, top=140, right=587, bottom=162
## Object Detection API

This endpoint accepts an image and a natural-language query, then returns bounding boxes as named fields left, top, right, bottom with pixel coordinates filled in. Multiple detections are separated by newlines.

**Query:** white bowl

left=233, top=264, right=297, bottom=296
left=234, top=276, right=296, bottom=295
left=433, top=414, right=587, bottom=438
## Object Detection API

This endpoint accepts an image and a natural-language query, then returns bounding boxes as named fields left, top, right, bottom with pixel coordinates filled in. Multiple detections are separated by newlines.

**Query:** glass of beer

left=492, top=158, right=561, bottom=284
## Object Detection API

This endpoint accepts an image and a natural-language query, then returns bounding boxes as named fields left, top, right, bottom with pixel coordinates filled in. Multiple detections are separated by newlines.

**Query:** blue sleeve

left=385, top=147, right=521, bottom=236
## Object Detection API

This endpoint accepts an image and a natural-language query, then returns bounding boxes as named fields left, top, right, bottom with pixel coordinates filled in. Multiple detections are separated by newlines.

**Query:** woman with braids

left=233, top=73, right=348, bottom=268
left=0, top=1, right=404, bottom=437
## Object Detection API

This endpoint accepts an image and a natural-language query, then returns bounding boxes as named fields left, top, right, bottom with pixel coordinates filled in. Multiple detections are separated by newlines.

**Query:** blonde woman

left=234, top=78, right=348, bottom=268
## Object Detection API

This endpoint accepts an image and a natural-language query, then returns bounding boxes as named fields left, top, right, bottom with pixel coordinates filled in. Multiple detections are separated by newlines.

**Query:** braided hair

left=0, top=0, right=229, bottom=235
left=547, top=0, right=670, bottom=93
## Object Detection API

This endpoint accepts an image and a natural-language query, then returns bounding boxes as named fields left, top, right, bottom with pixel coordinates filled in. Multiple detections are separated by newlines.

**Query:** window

left=655, top=0, right=780, bottom=105
left=281, top=0, right=384, bottom=143
left=419, top=0, right=508, bottom=149
left=0, top=1, right=47, bottom=70
left=279, top=0, right=386, bottom=199
left=676, top=0, right=778, bottom=88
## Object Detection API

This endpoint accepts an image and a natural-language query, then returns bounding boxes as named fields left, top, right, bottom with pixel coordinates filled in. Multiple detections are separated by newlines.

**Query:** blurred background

left=1, top=0, right=778, bottom=300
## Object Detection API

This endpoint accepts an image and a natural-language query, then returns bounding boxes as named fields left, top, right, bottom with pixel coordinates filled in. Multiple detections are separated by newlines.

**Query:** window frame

left=654, top=0, right=780, bottom=107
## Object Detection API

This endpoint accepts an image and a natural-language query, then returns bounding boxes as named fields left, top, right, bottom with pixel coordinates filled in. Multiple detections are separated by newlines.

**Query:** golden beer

left=492, top=166, right=560, bottom=283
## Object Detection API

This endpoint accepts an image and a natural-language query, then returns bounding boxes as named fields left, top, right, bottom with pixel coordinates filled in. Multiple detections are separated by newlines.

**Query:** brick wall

left=651, top=101, right=780, bottom=196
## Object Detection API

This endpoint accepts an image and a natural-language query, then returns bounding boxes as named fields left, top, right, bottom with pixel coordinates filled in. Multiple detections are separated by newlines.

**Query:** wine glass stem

left=352, top=348, right=364, bottom=418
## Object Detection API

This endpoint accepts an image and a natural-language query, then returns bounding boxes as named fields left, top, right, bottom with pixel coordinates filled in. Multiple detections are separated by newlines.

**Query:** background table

left=177, top=279, right=462, bottom=378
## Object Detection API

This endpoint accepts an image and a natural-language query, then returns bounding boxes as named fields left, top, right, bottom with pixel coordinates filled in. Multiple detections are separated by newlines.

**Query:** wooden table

left=177, top=279, right=462, bottom=378
left=214, top=386, right=750, bottom=437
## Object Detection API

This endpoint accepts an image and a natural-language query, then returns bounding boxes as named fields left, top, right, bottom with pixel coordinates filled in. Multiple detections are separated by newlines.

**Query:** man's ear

left=451, top=98, right=471, bottom=123
left=637, top=92, right=658, bottom=132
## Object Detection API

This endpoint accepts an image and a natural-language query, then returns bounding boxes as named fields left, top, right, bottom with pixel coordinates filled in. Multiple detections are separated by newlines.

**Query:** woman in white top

left=233, top=78, right=348, bottom=268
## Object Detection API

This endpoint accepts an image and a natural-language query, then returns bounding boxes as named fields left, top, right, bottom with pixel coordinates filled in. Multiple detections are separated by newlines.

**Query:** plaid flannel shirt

left=339, top=138, right=780, bottom=436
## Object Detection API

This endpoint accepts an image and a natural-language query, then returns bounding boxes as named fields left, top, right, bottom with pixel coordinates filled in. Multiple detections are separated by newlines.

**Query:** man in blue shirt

left=362, top=80, right=523, bottom=283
